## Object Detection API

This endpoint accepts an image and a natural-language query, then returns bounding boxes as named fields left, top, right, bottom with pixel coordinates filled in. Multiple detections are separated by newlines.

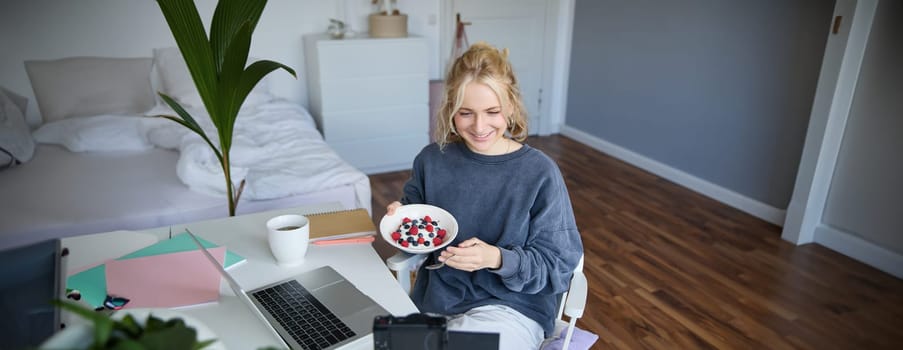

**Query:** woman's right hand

left=386, top=201, right=402, bottom=216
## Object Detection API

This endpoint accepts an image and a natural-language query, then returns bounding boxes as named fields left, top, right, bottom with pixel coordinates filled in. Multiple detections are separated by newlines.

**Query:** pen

left=312, top=236, right=376, bottom=246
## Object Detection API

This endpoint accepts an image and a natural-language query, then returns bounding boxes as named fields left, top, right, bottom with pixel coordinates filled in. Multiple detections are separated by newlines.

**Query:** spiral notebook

left=307, top=208, right=377, bottom=242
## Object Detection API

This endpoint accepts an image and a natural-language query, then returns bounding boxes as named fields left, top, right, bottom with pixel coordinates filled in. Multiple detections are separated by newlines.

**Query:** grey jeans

left=446, top=304, right=545, bottom=350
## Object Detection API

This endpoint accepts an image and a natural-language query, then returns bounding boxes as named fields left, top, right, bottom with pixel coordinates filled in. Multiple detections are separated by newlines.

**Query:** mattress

left=0, top=144, right=370, bottom=250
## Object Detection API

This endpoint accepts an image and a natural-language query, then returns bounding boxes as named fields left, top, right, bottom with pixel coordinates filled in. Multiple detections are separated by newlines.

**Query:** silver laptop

left=185, top=229, right=389, bottom=350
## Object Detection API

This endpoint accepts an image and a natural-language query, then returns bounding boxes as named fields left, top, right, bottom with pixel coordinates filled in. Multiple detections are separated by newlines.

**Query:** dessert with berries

left=390, top=215, right=448, bottom=250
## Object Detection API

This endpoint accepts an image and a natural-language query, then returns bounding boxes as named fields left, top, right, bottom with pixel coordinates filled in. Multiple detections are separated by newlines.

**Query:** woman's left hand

left=439, top=237, right=502, bottom=272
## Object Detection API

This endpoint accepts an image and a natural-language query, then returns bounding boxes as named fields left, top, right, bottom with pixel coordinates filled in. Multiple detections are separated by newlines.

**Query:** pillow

left=32, top=114, right=154, bottom=153
left=153, top=47, right=273, bottom=109
left=0, top=87, right=35, bottom=168
left=25, top=56, right=155, bottom=123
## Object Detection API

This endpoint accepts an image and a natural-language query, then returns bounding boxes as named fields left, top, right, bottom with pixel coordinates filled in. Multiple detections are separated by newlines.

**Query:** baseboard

left=559, top=125, right=786, bottom=226
left=815, top=224, right=903, bottom=279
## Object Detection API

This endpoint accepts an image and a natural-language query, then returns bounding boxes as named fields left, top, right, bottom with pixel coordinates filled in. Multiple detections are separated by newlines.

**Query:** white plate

left=380, top=204, right=458, bottom=254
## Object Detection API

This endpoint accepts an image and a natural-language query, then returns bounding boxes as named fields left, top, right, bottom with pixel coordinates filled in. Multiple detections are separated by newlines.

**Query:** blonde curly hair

left=434, top=42, right=528, bottom=149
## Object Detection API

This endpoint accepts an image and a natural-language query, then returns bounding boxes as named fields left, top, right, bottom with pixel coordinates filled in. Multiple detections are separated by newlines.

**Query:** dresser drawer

left=317, top=40, right=427, bottom=80
left=320, top=75, right=427, bottom=112
left=322, top=105, right=428, bottom=142
left=305, top=34, right=429, bottom=173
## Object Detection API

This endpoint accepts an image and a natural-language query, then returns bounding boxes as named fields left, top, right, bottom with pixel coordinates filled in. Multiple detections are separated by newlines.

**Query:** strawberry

left=432, top=237, right=443, bottom=246
left=437, top=229, right=447, bottom=238
left=402, top=217, right=412, bottom=223
left=391, top=232, right=401, bottom=241
left=425, top=224, right=434, bottom=232
left=409, top=226, right=419, bottom=235
left=423, top=215, right=432, bottom=223
left=400, top=240, right=409, bottom=247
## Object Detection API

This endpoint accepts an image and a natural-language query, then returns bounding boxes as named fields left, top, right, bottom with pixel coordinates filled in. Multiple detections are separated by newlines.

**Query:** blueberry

left=431, top=221, right=438, bottom=225
left=429, top=233, right=434, bottom=238
left=424, top=241, right=431, bottom=247
left=407, top=237, right=414, bottom=242
left=412, top=242, right=419, bottom=246
left=404, top=224, right=410, bottom=229
left=419, top=225, right=425, bottom=229
left=418, top=233, right=423, bottom=238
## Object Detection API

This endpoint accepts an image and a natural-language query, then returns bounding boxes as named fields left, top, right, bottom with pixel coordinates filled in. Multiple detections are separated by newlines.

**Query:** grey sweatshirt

left=401, top=142, right=584, bottom=335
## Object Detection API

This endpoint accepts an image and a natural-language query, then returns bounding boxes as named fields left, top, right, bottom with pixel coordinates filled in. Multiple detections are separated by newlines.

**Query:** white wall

left=780, top=0, right=901, bottom=278
left=817, top=0, right=903, bottom=278
left=0, top=0, right=441, bottom=126
left=822, top=0, right=903, bottom=255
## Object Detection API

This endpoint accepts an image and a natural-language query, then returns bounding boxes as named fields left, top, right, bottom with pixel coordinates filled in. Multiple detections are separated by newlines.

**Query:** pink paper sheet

left=105, top=247, right=226, bottom=308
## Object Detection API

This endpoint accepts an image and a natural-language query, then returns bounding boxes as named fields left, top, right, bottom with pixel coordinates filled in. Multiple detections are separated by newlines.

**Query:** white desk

left=62, top=203, right=418, bottom=349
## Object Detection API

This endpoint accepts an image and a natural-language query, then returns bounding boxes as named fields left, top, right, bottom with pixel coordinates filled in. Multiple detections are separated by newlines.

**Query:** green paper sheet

left=66, top=264, right=107, bottom=308
left=119, top=232, right=245, bottom=268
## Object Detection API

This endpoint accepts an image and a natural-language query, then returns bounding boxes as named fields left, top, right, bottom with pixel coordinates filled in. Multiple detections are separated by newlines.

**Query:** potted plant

left=155, top=0, right=296, bottom=216
left=42, top=300, right=216, bottom=349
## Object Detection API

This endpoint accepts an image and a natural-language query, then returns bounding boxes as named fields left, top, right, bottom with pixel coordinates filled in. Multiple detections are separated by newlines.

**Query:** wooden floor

left=368, top=135, right=903, bottom=349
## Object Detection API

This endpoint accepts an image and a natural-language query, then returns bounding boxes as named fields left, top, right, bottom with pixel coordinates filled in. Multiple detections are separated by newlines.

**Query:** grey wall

left=822, top=0, right=903, bottom=255
left=565, top=0, right=834, bottom=208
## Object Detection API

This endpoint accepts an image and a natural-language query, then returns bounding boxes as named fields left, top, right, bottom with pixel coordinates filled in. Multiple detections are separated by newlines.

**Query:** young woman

left=385, top=42, right=583, bottom=349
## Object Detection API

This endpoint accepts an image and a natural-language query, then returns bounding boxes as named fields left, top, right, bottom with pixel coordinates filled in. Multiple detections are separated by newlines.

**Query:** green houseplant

left=156, top=0, right=295, bottom=216
left=48, top=300, right=216, bottom=349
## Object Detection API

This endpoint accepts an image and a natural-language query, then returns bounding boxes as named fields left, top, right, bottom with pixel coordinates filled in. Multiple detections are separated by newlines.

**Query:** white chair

left=387, top=253, right=588, bottom=350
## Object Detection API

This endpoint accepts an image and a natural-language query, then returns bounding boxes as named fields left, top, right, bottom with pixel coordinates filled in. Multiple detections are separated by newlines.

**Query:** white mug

left=266, top=214, right=310, bottom=267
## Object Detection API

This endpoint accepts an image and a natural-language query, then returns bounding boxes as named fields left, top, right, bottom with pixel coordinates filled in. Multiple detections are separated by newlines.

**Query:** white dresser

left=304, top=34, right=429, bottom=174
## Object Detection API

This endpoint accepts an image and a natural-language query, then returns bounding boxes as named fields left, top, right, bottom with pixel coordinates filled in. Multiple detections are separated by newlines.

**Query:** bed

left=0, top=48, right=371, bottom=250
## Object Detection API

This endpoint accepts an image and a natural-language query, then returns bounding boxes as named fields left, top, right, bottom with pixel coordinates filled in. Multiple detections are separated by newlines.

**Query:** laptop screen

left=0, top=239, right=62, bottom=348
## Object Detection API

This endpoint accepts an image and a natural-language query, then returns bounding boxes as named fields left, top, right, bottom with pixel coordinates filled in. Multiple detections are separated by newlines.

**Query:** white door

left=445, top=0, right=550, bottom=135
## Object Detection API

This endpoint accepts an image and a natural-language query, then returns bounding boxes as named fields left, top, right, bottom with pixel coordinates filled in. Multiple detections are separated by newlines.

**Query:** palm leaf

left=223, top=60, right=296, bottom=150
left=156, top=0, right=294, bottom=216
left=157, top=93, right=224, bottom=165
left=235, top=60, right=296, bottom=118
left=156, top=0, right=218, bottom=115
left=210, top=0, right=266, bottom=73
left=215, top=21, right=254, bottom=152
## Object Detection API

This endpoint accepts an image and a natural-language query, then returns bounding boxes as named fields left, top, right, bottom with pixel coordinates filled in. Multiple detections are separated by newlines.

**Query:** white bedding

left=0, top=101, right=372, bottom=250
left=33, top=100, right=369, bottom=202
left=150, top=101, right=371, bottom=201
left=0, top=145, right=367, bottom=250
left=0, top=87, right=35, bottom=166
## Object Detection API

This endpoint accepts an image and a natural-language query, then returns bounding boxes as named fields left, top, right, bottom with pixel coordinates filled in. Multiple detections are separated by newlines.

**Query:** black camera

left=373, top=313, right=448, bottom=350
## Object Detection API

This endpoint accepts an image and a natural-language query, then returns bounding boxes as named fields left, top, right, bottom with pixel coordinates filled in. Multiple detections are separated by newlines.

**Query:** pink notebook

left=105, top=247, right=226, bottom=309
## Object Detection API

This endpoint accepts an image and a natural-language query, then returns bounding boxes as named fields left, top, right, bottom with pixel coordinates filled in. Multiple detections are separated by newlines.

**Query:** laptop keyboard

left=252, top=280, right=356, bottom=350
